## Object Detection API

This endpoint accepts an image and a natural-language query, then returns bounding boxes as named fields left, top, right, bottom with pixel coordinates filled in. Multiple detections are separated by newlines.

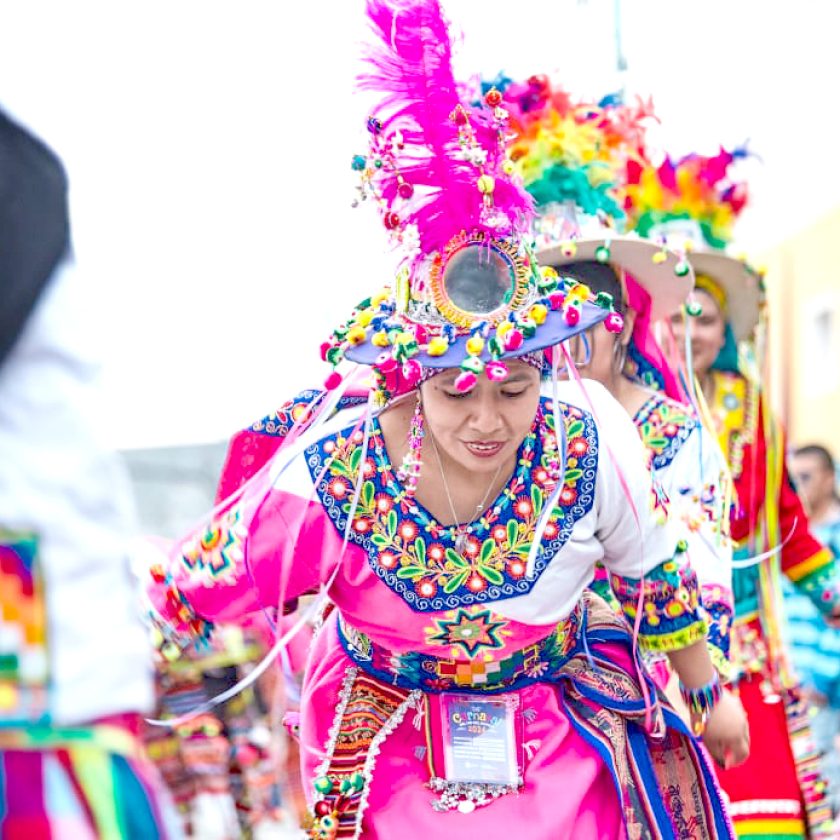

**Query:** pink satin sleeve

left=147, top=476, right=344, bottom=644
left=215, top=429, right=285, bottom=504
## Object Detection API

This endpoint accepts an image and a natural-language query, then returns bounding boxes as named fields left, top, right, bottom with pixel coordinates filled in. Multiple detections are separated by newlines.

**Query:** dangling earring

left=613, top=339, right=629, bottom=375
left=397, top=391, right=424, bottom=496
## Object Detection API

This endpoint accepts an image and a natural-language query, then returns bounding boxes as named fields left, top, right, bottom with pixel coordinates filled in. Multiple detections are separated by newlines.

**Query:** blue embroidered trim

left=625, top=341, right=666, bottom=393
left=305, top=398, right=598, bottom=612
left=250, top=389, right=367, bottom=438
left=633, top=393, right=697, bottom=471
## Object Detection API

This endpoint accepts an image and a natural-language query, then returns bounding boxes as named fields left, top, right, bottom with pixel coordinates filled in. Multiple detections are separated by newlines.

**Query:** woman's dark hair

left=551, top=260, right=626, bottom=315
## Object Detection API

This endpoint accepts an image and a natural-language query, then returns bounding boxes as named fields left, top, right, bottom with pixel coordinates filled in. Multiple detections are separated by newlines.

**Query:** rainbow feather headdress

left=323, top=0, right=621, bottom=403
left=624, top=146, right=750, bottom=250
left=501, top=76, right=656, bottom=230
left=493, top=74, right=692, bottom=320
left=624, top=146, right=763, bottom=340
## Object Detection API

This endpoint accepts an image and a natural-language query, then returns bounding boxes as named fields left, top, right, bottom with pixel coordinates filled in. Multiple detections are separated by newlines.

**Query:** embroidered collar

left=306, top=397, right=598, bottom=612
left=633, top=392, right=697, bottom=471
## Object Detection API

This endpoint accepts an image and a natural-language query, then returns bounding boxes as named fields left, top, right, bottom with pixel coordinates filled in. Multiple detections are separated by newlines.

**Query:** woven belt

left=337, top=605, right=583, bottom=694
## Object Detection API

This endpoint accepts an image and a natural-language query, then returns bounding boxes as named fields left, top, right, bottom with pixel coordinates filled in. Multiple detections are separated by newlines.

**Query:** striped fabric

left=0, top=723, right=179, bottom=839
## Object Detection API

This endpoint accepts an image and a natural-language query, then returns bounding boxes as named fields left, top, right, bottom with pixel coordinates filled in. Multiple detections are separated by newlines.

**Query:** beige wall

left=761, top=207, right=840, bottom=454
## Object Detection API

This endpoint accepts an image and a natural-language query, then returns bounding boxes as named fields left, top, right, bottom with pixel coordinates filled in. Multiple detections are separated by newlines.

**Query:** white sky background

left=1, top=0, right=837, bottom=448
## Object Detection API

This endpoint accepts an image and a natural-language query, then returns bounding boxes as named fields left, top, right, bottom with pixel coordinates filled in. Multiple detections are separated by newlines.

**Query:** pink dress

left=149, top=380, right=733, bottom=839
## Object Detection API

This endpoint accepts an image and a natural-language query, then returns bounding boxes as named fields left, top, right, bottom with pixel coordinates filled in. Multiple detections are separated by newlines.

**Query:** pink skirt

left=298, top=597, right=733, bottom=840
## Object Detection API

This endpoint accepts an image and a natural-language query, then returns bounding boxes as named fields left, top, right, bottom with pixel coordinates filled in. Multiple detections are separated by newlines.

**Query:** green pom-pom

left=595, top=291, right=614, bottom=309
left=314, top=776, right=334, bottom=795
left=461, top=356, right=485, bottom=374
left=595, top=245, right=611, bottom=264
left=325, top=346, right=343, bottom=366
left=674, top=260, right=691, bottom=277
left=351, top=155, right=367, bottom=172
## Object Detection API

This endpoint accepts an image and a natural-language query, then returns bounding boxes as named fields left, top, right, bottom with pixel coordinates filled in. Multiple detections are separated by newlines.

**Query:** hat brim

left=690, top=252, right=761, bottom=341
left=537, top=237, right=693, bottom=322
left=344, top=301, right=609, bottom=368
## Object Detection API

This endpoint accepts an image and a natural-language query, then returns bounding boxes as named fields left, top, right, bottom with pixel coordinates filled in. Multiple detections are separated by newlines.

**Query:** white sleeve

left=658, top=426, right=733, bottom=594
left=554, top=379, right=683, bottom=579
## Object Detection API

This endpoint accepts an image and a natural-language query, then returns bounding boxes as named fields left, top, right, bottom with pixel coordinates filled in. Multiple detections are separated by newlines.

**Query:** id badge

left=439, top=693, right=519, bottom=786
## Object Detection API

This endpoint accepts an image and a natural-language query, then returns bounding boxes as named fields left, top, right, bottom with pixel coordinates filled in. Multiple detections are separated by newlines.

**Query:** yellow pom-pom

left=540, top=265, right=559, bottom=281
left=652, top=250, right=667, bottom=265
left=465, top=335, right=485, bottom=356
left=561, top=241, right=577, bottom=258
left=496, top=321, right=513, bottom=339
left=427, top=336, right=449, bottom=356
left=477, top=174, right=495, bottom=195
left=502, top=159, right=515, bottom=175
left=371, top=330, right=390, bottom=347
left=567, top=283, right=591, bottom=302
left=371, top=289, right=390, bottom=307
left=347, top=325, right=367, bottom=345
left=357, top=309, right=374, bottom=327
left=530, top=303, right=548, bottom=325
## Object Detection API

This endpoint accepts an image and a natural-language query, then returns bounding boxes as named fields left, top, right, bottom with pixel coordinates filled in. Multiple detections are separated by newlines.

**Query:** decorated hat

left=624, top=147, right=763, bottom=340
left=321, top=0, right=622, bottom=404
left=497, top=76, right=693, bottom=321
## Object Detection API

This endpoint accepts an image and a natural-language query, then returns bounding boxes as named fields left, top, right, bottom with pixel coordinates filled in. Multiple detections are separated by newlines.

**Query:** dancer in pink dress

left=148, top=2, right=747, bottom=836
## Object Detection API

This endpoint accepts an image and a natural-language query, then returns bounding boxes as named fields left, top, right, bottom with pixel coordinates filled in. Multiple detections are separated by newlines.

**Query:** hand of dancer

left=701, top=690, right=750, bottom=769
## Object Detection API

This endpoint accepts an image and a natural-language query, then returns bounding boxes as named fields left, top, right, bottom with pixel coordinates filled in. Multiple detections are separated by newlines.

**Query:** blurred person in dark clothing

left=0, top=107, right=180, bottom=836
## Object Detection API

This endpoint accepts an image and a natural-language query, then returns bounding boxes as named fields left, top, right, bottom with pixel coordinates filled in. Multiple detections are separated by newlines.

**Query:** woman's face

left=420, top=360, right=541, bottom=475
left=668, top=288, right=726, bottom=378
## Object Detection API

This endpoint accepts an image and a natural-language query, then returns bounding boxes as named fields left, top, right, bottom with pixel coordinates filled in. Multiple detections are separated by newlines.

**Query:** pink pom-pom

left=454, top=371, right=477, bottom=392
left=414, top=325, right=428, bottom=345
left=324, top=371, right=343, bottom=391
left=319, top=341, right=333, bottom=362
left=402, top=359, right=423, bottom=385
left=485, top=361, right=509, bottom=381
left=604, top=312, right=624, bottom=333
left=548, top=291, right=566, bottom=311
left=376, top=352, right=398, bottom=373
left=503, top=328, right=524, bottom=351
left=564, top=306, right=580, bottom=326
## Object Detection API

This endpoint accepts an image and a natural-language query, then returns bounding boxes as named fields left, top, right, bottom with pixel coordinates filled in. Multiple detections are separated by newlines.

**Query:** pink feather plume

left=359, top=0, right=533, bottom=255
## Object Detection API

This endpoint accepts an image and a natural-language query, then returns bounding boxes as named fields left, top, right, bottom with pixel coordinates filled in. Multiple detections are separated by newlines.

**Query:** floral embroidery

left=306, top=398, right=598, bottom=612
left=179, top=506, right=246, bottom=586
left=610, top=557, right=708, bottom=652
left=426, top=608, right=508, bottom=657
left=250, top=389, right=367, bottom=438
left=677, top=479, right=730, bottom=540
left=633, top=393, right=697, bottom=471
